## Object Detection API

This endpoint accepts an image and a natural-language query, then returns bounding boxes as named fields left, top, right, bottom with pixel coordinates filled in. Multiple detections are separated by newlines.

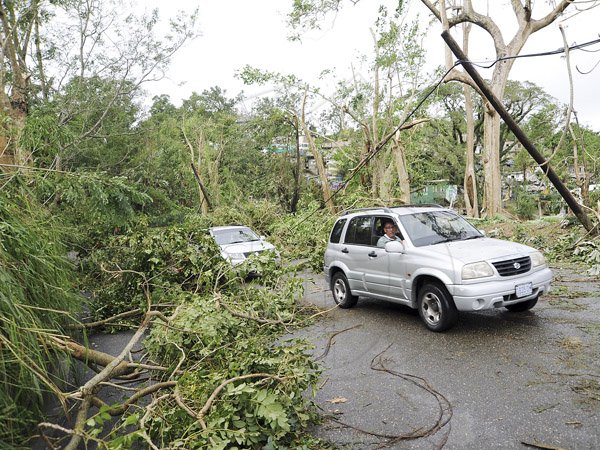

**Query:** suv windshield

left=212, top=228, right=260, bottom=245
left=398, top=211, right=482, bottom=247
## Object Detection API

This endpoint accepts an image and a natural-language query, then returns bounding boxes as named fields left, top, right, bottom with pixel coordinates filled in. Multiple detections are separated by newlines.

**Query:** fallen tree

left=32, top=221, right=323, bottom=449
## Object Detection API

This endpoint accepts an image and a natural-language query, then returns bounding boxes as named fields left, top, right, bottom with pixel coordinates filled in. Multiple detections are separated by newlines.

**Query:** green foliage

left=31, top=171, right=152, bottom=250
left=573, top=240, right=600, bottom=276
left=83, top=210, right=323, bottom=447
left=270, top=201, right=336, bottom=271
left=0, top=190, right=80, bottom=448
left=83, top=223, right=227, bottom=321
left=142, top=283, right=321, bottom=448
left=208, top=200, right=283, bottom=236
left=515, top=188, right=537, bottom=220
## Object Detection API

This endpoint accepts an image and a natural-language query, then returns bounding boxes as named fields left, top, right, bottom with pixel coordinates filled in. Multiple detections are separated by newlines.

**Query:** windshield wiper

left=433, top=237, right=455, bottom=244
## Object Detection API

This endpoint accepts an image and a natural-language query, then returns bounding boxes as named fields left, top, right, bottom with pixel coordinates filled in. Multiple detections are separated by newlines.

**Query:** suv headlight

left=530, top=251, right=546, bottom=268
left=462, top=261, right=494, bottom=280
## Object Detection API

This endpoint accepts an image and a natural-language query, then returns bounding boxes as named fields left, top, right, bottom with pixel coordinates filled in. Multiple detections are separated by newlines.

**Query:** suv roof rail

left=387, top=203, right=444, bottom=209
left=341, top=204, right=445, bottom=215
left=341, top=207, right=393, bottom=215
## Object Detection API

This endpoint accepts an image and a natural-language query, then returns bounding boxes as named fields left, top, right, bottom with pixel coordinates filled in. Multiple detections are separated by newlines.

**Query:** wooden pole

left=441, top=30, right=595, bottom=233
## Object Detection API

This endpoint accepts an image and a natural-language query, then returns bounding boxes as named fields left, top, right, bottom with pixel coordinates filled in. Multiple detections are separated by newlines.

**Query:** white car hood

left=220, top=240, right=275, bottom=255
left=424, top=237, right=535, bottom=263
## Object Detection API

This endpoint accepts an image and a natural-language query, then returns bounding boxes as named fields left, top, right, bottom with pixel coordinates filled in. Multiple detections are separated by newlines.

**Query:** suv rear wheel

left=418, top=282, right=458, bottom=332
left=331, top=272, right=358, bottom=308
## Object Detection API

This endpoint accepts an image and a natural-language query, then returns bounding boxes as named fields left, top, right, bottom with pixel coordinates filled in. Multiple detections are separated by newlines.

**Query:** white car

left=209, top=226, right=278, bottom=266
left=324, top=205, right=552, bottom=331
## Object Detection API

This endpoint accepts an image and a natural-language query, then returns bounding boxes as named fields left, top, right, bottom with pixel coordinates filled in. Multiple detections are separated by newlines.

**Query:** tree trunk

left=462, top=23, right=478, bottom=217
left=301, top=89, right=334, bottom=212
left=181, top=123, right=210, bottom=214
left=481, top=109, right=502, bottom=216
left=392, top=133, right=411, bottom=204
left=290, top=118, right=301, bottom=213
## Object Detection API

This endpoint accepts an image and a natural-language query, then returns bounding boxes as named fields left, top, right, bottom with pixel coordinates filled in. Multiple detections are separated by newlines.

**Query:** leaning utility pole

left=441, top=31, right=596, bottom=234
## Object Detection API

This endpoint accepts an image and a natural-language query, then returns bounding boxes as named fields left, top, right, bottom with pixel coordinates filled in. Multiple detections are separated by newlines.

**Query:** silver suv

left=324, top=205, right=552, bottom=331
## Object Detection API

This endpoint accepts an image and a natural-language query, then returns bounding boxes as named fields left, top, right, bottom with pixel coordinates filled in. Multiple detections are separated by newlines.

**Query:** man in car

left=377, top=220, right=400, bottom=248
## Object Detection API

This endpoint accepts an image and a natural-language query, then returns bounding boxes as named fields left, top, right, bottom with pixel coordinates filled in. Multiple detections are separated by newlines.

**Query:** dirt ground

left=298, top=263, right=600, bottom=449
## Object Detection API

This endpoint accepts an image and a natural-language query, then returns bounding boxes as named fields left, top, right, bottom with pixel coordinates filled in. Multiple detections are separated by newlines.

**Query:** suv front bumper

left=447, top=267, right=552, bottom=311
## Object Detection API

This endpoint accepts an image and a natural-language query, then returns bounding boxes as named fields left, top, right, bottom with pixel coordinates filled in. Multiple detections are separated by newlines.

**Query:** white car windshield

left=212, top=228, right=260, bottom=245
left=399, top=211, right=482, bottom=247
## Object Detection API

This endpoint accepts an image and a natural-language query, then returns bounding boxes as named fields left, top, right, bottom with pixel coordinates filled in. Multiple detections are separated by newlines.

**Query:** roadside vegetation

left=0, top=1, right=599, bottom=449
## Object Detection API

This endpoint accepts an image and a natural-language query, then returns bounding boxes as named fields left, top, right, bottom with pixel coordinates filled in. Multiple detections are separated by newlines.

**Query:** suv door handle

left=341, top=248, right=349, bottom=254
left=368, top=251, right=377, bottom=257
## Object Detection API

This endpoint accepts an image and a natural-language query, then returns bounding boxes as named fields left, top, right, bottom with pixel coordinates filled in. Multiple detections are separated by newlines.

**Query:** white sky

left=145, top=0, right=600, bottom=131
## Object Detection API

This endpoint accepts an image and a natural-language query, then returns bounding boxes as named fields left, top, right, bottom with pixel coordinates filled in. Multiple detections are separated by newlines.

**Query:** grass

left=0, top=191, right=80, bottom=447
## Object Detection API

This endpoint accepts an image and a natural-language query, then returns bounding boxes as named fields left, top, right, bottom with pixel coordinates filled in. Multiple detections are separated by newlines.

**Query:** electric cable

left=468, top=36, right=600, bottom=69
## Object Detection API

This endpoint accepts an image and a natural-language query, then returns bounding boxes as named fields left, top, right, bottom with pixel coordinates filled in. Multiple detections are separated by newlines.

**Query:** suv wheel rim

left=421, top=292, right=441, bottom=325
left=333, top=278, right=346, bottom=302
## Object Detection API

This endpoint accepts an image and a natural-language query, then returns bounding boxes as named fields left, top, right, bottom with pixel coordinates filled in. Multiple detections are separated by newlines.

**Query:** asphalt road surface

left=297, top=264, right=600, bottom=449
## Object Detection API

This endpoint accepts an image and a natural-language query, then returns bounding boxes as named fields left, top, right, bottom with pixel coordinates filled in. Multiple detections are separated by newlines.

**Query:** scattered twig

left=521, top=441, right=567, bottom=450
left=139, top=393, right=170, bottom=450
left=170, top=343, right=186, bottom=381
left=370, top=345, right=452, bottom=446
left=322, top=344, right=453, bottom=447
left=90, top=381, right=177, bottom=415
left=315, top=324, right=362, bottom=360
left=66, top=308, right=143, bottom=329
left=303, top=304, right=340, bottom=321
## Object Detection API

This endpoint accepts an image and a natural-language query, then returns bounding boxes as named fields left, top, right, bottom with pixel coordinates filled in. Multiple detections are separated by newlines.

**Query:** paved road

left=298, top=264, right=600, bottom=449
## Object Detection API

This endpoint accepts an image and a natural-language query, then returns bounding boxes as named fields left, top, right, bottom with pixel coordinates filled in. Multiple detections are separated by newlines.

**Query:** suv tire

left=418, top=282, right=458, bottom=332
left=331, top=272, right=358, bottom=308
left=505, top=296, right=538, bottom=312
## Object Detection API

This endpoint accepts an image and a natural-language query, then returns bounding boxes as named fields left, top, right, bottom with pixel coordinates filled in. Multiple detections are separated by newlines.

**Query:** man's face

left=384, top=223, right=397, bottom=238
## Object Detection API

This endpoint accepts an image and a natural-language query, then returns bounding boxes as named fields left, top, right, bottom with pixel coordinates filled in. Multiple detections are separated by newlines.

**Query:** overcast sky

left=146, top=0, right=600, bottom=131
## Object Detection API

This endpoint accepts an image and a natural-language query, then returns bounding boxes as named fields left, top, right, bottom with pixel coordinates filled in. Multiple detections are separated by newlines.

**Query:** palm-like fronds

left=0, top=190, right=80, bottom=448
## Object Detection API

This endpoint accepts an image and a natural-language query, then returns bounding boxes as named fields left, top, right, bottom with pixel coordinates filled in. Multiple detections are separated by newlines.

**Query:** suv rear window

left=345, top=216, right=372, bottom=245
left=329, top=219, right=346, bottom=243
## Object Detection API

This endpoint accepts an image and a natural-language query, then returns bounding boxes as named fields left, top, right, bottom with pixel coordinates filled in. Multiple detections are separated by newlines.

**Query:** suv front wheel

left=331, top=272, right=358, bottom=308
left=418, top=282, right=458, bottom=332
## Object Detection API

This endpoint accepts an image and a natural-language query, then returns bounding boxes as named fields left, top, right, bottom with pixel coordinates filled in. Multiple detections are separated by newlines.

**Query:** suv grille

left=492, top=256, right=531, bottom=276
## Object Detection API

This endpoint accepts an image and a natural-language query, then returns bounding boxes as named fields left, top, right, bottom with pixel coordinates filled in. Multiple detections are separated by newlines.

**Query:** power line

left=468, top=36, right=600, bottom=69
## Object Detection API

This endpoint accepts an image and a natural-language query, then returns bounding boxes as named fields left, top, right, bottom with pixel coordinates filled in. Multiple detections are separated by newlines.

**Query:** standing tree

left=2, top=0, right=198, bottom=173
left=239, top=67, right=335, bottom=212
left=0, top=0, right=45, bottom=166
left=247, top=96, right=304, bottom=213
left=180, top=88, right=241, bottom=213
left=289, top=4, right=430, bottom=204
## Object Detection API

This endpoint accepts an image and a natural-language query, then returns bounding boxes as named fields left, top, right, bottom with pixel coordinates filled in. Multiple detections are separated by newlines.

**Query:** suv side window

left=373, top=216, right=403, bottom=244
left=345, top=216, right=373, bottom=245
left=329, top=218, right=347, bottom=243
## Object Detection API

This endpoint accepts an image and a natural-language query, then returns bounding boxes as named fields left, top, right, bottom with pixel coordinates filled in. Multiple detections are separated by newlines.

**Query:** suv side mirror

left=478, top=229, right=486, bottom=237
left=385, top=240, right=405, bottom=253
